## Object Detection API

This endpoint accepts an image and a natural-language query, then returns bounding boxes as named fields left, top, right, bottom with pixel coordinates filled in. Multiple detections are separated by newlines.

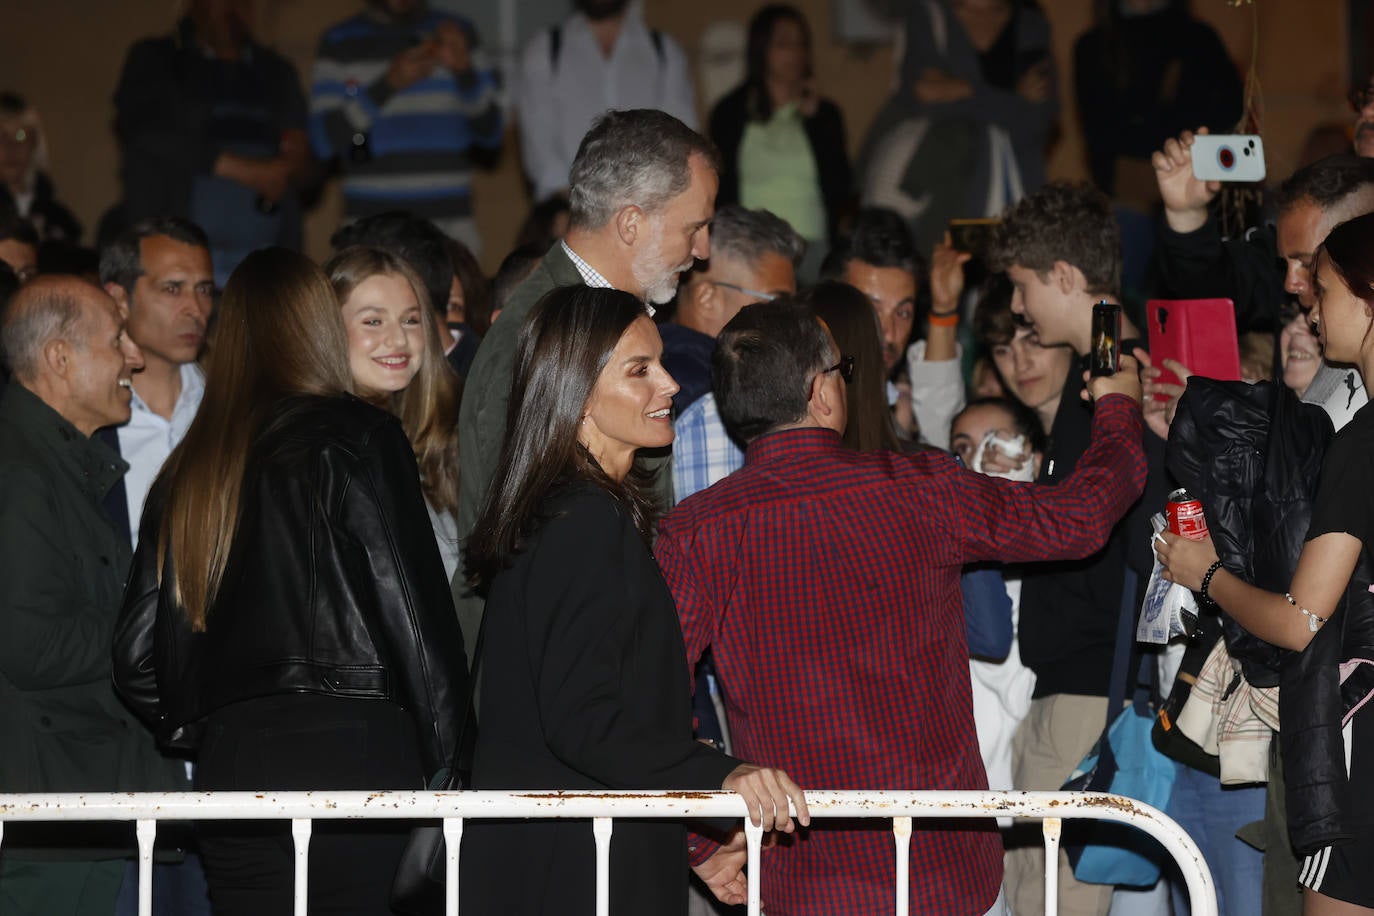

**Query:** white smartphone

left=1191, top=134, right=1266, bottom=183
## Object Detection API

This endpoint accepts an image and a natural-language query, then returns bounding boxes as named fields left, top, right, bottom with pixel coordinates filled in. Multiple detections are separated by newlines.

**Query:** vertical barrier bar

left=592, top=817, right=613, bottom=916
left=893, top=816, right=912, bottom=916
left=745, top=818, right=763, bottom=916
left=443, top=818, right=462, bottom=916
left=292, top=819, right=312, bottom=916
left=136, top=819, right=157, bottom=916
left=1042, top=817, right=1062, bottom=916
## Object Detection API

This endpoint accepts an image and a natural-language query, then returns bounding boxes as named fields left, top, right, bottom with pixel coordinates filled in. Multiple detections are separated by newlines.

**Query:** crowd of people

left=4, top=0, right=1374, bottom=915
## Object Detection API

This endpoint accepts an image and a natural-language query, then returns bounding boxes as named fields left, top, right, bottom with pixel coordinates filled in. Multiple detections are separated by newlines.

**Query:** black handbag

left=390, top=622, right=484, bottom=916
left=1150, top=610, right=1223, bottom=778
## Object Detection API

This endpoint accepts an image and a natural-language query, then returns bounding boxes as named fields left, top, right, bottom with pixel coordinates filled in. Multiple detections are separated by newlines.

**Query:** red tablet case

left=1145, top=298, right=1242, bottom=392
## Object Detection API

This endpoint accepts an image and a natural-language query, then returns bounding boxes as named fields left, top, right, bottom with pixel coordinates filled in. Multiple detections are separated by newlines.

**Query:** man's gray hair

left=568, top=109, right=719, bottom=230
left=701, top=205, right=806, bottom=269
left=1, top=281, right=87, bottom=380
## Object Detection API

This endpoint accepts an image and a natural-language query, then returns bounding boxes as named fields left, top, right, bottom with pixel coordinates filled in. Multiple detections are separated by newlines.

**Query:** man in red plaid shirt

left=657, top=299, right=1147, bottom=915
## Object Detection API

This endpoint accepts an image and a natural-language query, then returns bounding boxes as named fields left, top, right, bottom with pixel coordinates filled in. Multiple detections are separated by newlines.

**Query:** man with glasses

left=662, top=205, right=803, bottom=416
left=668, top=205, right=803, bottom=503
left=658, top=298, right=1147, bottom=916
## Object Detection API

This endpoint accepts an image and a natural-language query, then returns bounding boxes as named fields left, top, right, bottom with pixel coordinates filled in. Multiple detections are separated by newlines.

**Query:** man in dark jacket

left=0, top=277, right=186, bottom=913
left=452, top=109, right=717, bottom=656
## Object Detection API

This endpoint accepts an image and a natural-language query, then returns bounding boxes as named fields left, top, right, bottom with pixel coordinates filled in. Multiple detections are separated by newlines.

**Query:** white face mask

left=971, top=431, right=1035, bottom=482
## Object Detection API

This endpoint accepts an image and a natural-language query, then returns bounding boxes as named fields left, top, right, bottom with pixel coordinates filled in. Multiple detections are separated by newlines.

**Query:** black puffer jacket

left=1168, top=378, right=1330, bottom=687
left=113, top=395, right=468, bottom=777
left=1169, top=379, right=1374, bottom=853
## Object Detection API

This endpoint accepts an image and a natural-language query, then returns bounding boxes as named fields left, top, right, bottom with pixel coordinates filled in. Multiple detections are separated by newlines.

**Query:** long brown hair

left=156, top=248, right=353, bottom=631
left=326, top=246, right=462, bottom=516
left=801, top=280, right=900, bottom=451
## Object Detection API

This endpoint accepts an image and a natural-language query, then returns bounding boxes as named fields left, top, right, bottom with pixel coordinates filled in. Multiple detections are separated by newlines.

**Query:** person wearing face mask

left=516, top=0, right=697, bottom=203
left=326, top=246, right=462, bottom=582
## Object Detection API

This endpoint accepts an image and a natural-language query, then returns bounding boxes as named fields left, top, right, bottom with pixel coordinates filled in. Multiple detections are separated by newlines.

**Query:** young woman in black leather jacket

left=113, top=247, right=468, bottom=916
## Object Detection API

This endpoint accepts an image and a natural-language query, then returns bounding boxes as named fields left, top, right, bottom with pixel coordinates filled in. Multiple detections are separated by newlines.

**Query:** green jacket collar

left=1, top=383, right=129, bottom=503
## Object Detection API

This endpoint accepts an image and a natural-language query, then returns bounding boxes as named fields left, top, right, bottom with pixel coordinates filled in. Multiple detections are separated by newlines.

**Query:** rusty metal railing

left=0, top=789, right=1216, bottom=916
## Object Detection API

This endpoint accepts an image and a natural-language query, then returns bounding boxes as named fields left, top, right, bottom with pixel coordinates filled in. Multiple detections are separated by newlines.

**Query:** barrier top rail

left=0, top=790, right=1217, bottom=916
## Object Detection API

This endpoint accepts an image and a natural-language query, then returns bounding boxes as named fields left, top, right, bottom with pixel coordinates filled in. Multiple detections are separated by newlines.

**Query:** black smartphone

left=948, top=218, right=1000, bottom=256
left=1090, top=301, right=1121, bottom=377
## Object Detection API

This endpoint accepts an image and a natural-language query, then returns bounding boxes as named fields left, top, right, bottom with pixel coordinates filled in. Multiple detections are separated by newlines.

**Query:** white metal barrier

left=0, top=790, right=1216, bottom=916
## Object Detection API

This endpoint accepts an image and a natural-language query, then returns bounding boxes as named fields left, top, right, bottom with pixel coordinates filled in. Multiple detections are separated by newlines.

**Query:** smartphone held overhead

left=947, top=218, right=999, bottom=256
left=1191, top=134, right=1265, bottom=183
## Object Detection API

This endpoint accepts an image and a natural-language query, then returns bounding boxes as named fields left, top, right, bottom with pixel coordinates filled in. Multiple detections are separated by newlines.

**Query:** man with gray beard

left=452, top=108, right=717, bottom=658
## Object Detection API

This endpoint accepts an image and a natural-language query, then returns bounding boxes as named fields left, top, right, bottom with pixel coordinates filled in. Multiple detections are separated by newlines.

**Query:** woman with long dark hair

left=113, top=248, right=468, bottom=915
left=708, top=4, right=850, bottom=278
left=326, top=246, right=463, bottom=581
left=801, top=280, right=902, bottom=452
left=462, top=286, right=808, bottom=915
left=1158, top=212, right=1374, bottom=914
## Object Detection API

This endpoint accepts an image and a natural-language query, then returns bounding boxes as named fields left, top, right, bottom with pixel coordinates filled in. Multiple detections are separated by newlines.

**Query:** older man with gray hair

left=662, top=204, right=804, bottom=417
left=0, top=277, right=185, bottom=913
left=453, top=108, right=719, bottom=655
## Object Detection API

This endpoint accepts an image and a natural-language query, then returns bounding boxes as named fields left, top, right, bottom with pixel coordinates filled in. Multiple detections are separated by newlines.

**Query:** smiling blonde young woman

left=326, top=246, right=463, bottom=579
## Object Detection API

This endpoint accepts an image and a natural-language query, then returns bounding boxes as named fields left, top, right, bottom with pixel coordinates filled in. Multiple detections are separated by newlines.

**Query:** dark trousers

left=194, top=694, right=425, bottom=916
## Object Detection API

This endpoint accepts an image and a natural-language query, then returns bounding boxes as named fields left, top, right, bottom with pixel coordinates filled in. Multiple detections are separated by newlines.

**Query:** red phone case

left=1145, top=298, right=1241, bottom=394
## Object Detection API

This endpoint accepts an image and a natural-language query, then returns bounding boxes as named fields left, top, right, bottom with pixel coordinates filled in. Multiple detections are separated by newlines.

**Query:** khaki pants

left=1005, top=694, right=1114, bottom=916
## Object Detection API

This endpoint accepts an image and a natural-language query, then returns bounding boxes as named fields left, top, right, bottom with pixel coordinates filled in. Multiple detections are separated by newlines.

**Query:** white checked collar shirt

left=671, top=392, right=743, bottom=502
left=561, top=240, right=655, bottom=316
left=118, top=362, right=205, bottom=548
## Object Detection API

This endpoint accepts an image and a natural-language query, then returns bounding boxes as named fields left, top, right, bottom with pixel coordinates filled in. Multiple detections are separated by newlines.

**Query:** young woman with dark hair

left=112, top=247, right=468, bottom=916
left=1159, top=211, right=1374, bottom=914
left=462, top=285, right=808, bottom=916
left=708, top=4, right=851, bottom=276
left=800, top=279, right=901, bottom=452
left=326, top=245, right=463, bottom=580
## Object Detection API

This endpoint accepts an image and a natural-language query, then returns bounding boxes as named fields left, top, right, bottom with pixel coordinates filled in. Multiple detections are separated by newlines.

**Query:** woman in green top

left=708, top=5, right=852, bottom=281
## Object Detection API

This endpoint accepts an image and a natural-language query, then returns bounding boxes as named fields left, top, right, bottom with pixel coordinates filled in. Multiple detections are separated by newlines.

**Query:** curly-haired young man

left=988, top=180, right=1127, bottom=355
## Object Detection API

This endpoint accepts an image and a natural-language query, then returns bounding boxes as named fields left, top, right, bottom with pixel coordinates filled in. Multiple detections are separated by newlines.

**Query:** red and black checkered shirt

left=658, top=394, right=1147, bottom=915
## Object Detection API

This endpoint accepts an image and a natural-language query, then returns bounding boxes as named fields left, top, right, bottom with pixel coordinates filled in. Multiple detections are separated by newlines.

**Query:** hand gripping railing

left=0, top=789, right=1216, bottom=916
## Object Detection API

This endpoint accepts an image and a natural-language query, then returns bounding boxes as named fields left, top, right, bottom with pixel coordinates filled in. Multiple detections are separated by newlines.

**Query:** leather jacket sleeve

left=342, top=421, right=470, bottom=777
left=112, top=532, right=163, bottom=729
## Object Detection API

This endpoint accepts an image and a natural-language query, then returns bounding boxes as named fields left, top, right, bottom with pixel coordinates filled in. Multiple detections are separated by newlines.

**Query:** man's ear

left=104, top=282, right=130, bottom=317
left=689, top=274, right=717, bottom=314
left=614, top=205, right=642, bottom=248
left=42, top=337, right=71, bottom=380
left=1051, top=259, right=1078, bottom=295
left=808, top=369, right=837, bottom=421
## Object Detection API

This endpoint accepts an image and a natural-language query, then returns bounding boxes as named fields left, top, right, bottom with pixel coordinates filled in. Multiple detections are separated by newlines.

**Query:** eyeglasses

left=710, top=280, right=778, bottom=302
left=822, top=355, right=855, bottom=384
left=0, top=127, right=34, bottom=148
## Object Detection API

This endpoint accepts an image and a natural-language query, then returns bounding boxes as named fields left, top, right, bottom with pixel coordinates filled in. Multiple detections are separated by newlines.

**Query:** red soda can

left=1166, top=488, right=1209, bottom=540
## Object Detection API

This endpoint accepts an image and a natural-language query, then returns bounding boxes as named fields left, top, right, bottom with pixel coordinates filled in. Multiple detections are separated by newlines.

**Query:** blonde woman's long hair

left=325, top=246, right=461, bottom=516
left=156, top=248, right=354, bottom=631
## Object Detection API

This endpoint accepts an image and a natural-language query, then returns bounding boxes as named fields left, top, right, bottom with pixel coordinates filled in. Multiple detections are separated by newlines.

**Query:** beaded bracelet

left=1199, top=560, right=1223, bottom=605
left=1284, top=592, right=1328, bottom=632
